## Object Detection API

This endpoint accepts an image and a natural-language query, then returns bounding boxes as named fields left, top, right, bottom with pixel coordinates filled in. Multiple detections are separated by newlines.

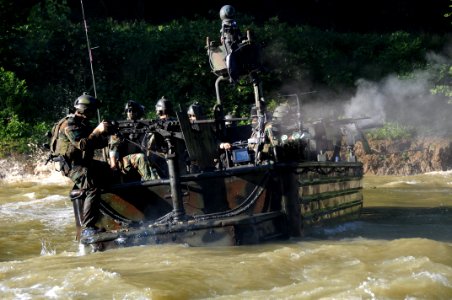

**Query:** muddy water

left=0, top=171, right=451, bottom=299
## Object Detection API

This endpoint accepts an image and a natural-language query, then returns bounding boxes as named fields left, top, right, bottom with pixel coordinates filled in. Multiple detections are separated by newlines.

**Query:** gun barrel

left=193, top=117, right=249, bottom=124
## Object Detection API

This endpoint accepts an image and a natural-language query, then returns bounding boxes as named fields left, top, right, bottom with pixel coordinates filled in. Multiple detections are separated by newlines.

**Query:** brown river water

left=0, top=169, right=451, bottom=299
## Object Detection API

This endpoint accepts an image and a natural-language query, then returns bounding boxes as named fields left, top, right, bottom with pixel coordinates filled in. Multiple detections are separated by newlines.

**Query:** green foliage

left=0, top=113, right=29, bottom=139
left=444, top=0, right=452, bottom=19
left=366, top=122, right=415, bottom=140
left=0, top=112, right=30, bottom=157
left=0, top=111, right=50, bottom=157
left=430, top=63, right=452, bottom=103
left=257, top=23, right=421, bottom=89
left=0, top=0, right=450, bottom=156
left=12, top=0, right=84, bottom=121
left=0, top=67, right=29, bottom=118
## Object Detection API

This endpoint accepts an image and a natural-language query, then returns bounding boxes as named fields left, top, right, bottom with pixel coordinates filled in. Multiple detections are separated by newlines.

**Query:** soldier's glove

left=93, top=121, right=109, bottom=135
left=105, top=120, right=119, bottom=135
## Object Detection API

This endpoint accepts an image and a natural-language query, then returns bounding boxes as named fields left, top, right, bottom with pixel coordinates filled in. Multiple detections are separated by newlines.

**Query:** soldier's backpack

left=44, top=116, right=69, bottom=171
left=44, top=116, right=72, bottom=174
left=46, top=116, right=70, bottom=158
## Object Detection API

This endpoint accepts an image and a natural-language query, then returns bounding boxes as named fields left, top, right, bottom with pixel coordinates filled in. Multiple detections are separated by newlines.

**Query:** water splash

left=77, top=243, right=87, bottom=256
left=40, top=239, right=56, bottom=256
left=0, top=156, right=71, bottom=185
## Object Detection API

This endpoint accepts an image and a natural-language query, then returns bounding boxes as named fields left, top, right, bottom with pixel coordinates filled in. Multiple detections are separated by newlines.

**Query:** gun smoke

left=285, top=50, right=452, bottom=138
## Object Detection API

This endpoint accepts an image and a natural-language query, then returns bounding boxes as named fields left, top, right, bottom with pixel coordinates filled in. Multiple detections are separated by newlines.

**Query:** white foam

left=412, top=271, right=451, bottom=287
left=383, top=180, right=419, bottom=187
left=0, top=194, right=72, bottom=228
left=0, top=157, right=71, bottom=185
left=425, top=170, right=452, bottom=176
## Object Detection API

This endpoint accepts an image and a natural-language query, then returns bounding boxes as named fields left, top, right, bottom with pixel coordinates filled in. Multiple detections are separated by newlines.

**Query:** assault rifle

left=109, top=119, right=183, bottom=140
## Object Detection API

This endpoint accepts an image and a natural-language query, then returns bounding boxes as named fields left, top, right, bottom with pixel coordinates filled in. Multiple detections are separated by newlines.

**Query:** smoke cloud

left=296, top=50, right=452, bottom=137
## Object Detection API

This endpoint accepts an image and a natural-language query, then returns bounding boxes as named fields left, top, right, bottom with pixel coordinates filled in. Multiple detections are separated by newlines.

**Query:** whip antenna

left=80, top=0, right=108, bottom=161
left=80, top=0, right=100, bottom=121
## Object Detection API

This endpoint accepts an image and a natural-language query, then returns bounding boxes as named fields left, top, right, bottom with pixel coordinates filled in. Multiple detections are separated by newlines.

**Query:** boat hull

left=75, top=161, right=363, bottom=250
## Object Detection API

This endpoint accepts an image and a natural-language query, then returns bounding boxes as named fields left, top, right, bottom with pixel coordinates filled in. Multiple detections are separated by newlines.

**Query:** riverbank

left=356, top=137, right=452, bottom=175
left=1, top=137, right=452, bottom=181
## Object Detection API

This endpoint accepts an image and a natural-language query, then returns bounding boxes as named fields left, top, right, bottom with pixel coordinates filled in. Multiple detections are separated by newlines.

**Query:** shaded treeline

left=0, top=0, right=450, bottom=156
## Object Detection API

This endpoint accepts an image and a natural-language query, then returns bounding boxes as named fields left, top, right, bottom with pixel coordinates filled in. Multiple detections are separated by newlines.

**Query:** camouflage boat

left=73, top=5, right=364, bottom=252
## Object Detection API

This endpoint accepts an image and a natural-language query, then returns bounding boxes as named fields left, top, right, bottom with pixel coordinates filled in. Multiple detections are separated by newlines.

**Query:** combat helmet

left=155, top=96, right=173, bottom=116
left=124, top=100, right=145, bottom=120
left=272, top=103, right=291, bottom=123
left=187, top=102, right=204, bottom=120
left=74, top=93, right=99, bottom=116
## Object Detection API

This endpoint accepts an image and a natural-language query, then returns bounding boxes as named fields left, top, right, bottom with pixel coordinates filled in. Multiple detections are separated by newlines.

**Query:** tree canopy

left=0, top=0, right=451, bottom=156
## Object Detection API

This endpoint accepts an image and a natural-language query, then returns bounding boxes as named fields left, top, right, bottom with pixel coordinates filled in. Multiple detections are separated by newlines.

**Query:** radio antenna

left=80, top=0, right=108, bottom=161
left=80, top=0, right=100, bottom=121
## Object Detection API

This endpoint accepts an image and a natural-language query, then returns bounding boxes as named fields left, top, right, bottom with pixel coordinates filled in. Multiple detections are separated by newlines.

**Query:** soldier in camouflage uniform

left=263, top=103, right=291, bottom=147
left=53, top=94, right=112, bottom=237
left=246, top=104, right=262, bottom=163
left=146, top=96, right=174, bottom=178
left=187, top=101, right=204, bottom=122
left=108, top=100, right=157, bottom=181
left=263, top=103, right=307, bottom=162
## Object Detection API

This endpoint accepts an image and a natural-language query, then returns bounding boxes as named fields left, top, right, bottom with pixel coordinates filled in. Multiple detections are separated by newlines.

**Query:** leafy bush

left=0, top=113, right=30, bottom=139
left=366, top=122, right=415, bottom=140
left=0, top=67, right=29, bottom=119
left=0, top=111, right=50, bottom=157
left=0, top=0, right=449, bottom=157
